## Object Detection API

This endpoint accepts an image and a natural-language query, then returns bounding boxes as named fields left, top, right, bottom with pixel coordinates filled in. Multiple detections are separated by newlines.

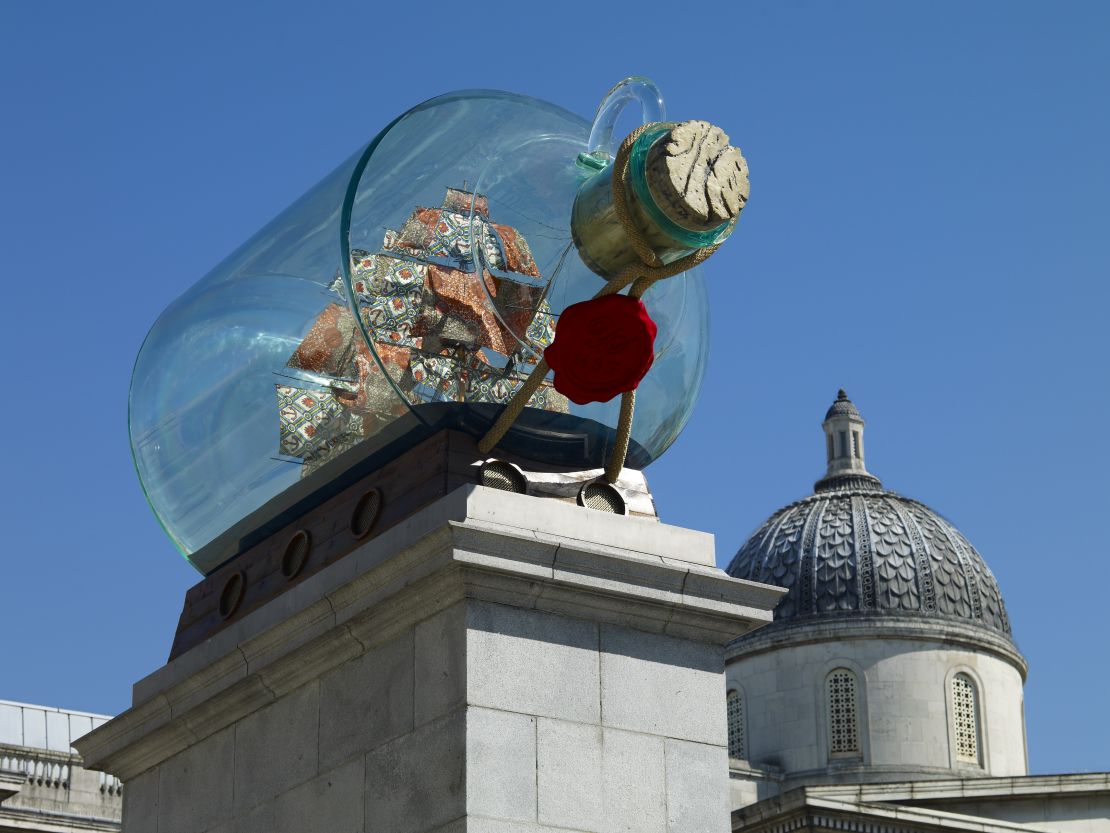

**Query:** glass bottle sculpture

left=129, top=78, right=736, bottom=567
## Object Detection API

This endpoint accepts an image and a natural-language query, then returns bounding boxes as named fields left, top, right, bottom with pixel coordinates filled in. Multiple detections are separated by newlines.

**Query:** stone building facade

left=0, top=700, right=121, bottom=831
left=722, top=392, right=1109, bottom=833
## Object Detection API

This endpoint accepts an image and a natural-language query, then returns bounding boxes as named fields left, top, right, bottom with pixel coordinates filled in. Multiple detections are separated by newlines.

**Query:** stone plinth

left=75, top=486, right=783, bottom=833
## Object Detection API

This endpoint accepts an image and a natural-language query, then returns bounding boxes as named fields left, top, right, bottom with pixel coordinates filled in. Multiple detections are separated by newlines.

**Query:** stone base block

left=76, top=486, right=783, bottom=833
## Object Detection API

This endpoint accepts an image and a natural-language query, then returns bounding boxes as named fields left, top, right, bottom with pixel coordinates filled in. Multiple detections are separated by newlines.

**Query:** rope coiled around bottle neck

left=477, top=123, right=722, bottom=483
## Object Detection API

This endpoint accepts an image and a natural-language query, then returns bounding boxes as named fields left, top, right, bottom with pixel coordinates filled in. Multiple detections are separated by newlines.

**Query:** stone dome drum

left=726, top=391, right=1012, bottom=638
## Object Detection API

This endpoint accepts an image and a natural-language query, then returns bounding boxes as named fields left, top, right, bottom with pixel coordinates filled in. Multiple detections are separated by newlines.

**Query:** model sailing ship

left=275, top=187, right=569, bottom=474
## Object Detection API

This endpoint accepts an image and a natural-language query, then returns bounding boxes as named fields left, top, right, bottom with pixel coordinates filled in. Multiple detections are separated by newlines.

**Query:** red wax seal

left=544, top=294, right=658, bottom=405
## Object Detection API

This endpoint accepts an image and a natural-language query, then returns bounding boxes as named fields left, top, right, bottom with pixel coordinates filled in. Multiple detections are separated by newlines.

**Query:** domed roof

left=726, top=392, right=1012, bottom=638
left=824, top=388, right=860, bottom=420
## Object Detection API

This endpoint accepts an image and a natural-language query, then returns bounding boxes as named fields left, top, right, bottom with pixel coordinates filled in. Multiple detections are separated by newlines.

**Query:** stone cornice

left=726, top=614, right=1027, bottom=679
left=0, top=805, right=121, bottom=833
left=733, top=789, right=1063, bottom=833
left=74, top=486, right=782, bottom=782
left=0, top=768, right=23, bottom=803
left=813, top=772, right=1110, bottom=802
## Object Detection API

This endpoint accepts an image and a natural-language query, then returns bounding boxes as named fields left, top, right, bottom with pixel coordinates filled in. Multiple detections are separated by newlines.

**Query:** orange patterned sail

left=276, top=188, right=565, bottom=473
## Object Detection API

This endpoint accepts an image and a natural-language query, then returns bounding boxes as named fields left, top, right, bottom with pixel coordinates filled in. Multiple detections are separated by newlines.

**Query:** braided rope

left=478, top=123, right=721, bottom=483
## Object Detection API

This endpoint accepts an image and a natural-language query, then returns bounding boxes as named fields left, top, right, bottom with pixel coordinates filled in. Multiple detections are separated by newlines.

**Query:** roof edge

left=813, top=772, right=1110, bottom=802
left=726, top=613, right=1027, bottom=679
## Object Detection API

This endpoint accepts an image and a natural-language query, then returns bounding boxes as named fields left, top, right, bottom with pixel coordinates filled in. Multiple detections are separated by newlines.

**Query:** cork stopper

left=644, top=120, right=749, bottom=232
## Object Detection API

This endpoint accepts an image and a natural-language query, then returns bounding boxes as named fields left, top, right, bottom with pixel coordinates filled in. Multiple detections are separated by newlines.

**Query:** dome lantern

left=815, top=389, right=881, bottom=492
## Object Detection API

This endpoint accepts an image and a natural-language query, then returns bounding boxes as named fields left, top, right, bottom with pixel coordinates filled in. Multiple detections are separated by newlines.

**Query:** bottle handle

left=586, top=77, right=666, bottom=162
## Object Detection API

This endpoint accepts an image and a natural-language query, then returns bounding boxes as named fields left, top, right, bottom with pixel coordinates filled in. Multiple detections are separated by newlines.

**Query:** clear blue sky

left=1, top=2, right=1107, bottom=774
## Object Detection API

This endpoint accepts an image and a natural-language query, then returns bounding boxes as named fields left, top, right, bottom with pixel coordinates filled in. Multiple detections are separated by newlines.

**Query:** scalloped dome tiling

left=726, top=392, right=1012, bottom=637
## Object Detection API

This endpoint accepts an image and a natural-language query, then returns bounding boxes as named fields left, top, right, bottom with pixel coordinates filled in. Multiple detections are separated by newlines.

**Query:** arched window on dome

left=951, top=673, right=982, bottom=766
left=726, top=689, right=746, bottom=760
left=826, top=668, right=861, bottom=759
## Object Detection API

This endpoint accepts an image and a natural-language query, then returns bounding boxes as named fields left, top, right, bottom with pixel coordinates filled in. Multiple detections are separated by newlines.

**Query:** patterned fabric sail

left=278, top=188, right=567, bottom=473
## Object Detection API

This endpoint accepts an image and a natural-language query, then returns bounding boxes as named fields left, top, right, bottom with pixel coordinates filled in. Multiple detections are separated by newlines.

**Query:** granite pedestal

left=75, top=486, right=783, bottom=833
